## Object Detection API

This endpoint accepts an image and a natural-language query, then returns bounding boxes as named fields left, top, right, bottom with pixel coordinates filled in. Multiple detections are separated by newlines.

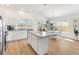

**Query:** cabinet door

left=13, top=31, right=18, bottom=40
left=31, top=35, right=37, bottom=52
left=7, top=32, right=12, bottom=41
left=28, top=33, right=31, bottom=44
left=38, top=37, right=48, bottom=54
left=34, top=36, right=37, bottom=52
left=28, top=33, right=38, bottom=53
left=31, top=34, right=34, bottom=48
left=18, top=31, right=23, bottom=39
left=23, top=31, right=27, bottom=39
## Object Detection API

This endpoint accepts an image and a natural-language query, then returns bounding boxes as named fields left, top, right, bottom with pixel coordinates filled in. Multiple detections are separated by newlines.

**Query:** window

left=16, top=19, right=33, bottom=30
left=56, top=21, right=69, bottom=32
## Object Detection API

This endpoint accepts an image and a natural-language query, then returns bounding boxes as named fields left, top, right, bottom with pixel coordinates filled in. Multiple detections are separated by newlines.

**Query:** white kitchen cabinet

left=7, top=31, right=18, bottom=41
left=17, top=31, right=23, bottom=40
left=31, top=35, right=38, bottom=52
left=7, top=30, right=27, bottom=41
left=23, top=31, right=27, bottom=39
left=28, top=31, right=48, bottom=55
left=28, top=31, right=56, bottom=55
left=28, top=33, right=38, bottom=53
left=38, top=37, right=48, bottom=54
left=28, top=33, right=31, bottom=44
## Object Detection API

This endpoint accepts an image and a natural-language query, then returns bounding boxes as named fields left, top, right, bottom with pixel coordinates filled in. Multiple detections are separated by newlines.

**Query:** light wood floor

left=4, top=37, right=79, bottom=55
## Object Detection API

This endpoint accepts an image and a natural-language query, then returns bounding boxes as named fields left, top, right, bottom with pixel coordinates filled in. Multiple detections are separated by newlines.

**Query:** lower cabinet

left=7, top=31, right=18, bottom=41
left=7, top=31, right=27, bottom=41
left=28, top=32, right=48, bottom=55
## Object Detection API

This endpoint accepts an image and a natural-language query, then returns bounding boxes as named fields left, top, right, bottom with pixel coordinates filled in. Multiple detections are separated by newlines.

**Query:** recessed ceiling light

left=6, top=4, right=10, bottom=7
left=43, top=4, right=48, bottom=6
left=18, top=10, right=25, bottom=15
left=28, top=9, right=32, bottom=12
left=18, top=8, right=25, bottom=15
left=20, top=8, right=24, bottom=11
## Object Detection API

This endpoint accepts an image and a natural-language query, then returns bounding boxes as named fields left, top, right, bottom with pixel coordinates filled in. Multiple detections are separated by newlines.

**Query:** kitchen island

left=28, top=31, right=57, bottom=55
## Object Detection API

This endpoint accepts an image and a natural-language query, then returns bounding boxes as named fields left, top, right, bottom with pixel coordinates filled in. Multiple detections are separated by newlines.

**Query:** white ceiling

left=1, top=4, right=79, bottom=18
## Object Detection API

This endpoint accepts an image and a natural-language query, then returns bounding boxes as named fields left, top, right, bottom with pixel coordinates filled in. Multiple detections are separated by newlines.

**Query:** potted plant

left=74, top=28, right=79, bottom=40
left=73, top=19, right=79, bottom=40
left=74, top=28, right=78, bottom=35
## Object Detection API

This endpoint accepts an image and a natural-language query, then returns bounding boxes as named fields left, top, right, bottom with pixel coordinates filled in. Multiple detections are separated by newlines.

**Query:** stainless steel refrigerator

left=0, top=16, right=6, bottom=54
left=0, top=16, right=3, bottom=54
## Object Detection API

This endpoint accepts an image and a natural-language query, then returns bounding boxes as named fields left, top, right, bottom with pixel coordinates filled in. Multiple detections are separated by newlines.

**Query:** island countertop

left=7, top=29, right=33, bottom=31
left=28, top=31, right=57, bottom=38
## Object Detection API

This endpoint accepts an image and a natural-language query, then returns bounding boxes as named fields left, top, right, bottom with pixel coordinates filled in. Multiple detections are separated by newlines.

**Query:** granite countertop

left=29, top=31, right=57, bottom=38
left=8, top=29, right=33, bottom=31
